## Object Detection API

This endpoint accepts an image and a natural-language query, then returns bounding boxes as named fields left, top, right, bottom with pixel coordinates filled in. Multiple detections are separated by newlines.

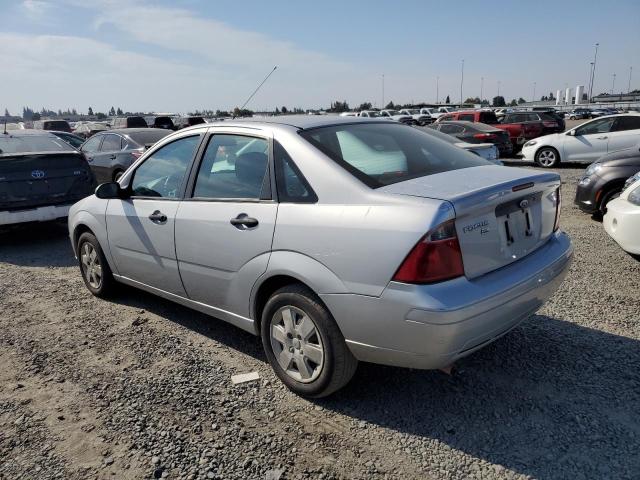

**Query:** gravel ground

left=1, top=167, right=639, bottom=480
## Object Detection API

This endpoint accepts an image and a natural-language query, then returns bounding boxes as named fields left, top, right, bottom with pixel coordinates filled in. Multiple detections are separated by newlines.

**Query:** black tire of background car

left=599, top=189, right=621, bottom=216
left=261, top=284, right=358, bottom=398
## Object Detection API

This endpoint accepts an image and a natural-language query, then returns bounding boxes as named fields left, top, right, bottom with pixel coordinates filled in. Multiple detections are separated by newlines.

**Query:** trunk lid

left=378, top=165, right=561, bottom=278
left=0, top=152, right=95, bottom=211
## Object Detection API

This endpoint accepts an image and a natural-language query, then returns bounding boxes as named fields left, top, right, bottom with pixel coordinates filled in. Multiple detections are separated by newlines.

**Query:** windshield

left=300, top=123, right=490, bottom=188
left=408, top=109, right=420, bottom=114
left=363, top=111, right=381, bottom=117
left=386, top=110, right=400, bottom=115
left=0, top=135, right=74, bottom=155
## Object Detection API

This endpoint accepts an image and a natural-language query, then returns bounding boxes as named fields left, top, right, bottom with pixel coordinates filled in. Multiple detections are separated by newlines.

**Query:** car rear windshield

left=479, top=112, right=499, bottom=124
left=44, top=121, right=71, bottom=130
left=0, top=135, right=74, bottom=155
left=127, top=117, right=148, bottom=128
left=300, top=123, right=490, bottom=188
left=126, top=130, right=171, bottom=147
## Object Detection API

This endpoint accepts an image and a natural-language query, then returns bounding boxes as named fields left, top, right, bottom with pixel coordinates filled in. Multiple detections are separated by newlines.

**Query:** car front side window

left=81, top=135, right=102, bottom=153
left=576, top=118, right=616, bottom=136
left=130, top=135, right=200, bottom=198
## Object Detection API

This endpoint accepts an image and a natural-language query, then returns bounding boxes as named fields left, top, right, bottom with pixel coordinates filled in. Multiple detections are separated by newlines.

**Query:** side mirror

left=95, top=182, right=128, bottom=199
left=567, top=129, right=576, bottom=136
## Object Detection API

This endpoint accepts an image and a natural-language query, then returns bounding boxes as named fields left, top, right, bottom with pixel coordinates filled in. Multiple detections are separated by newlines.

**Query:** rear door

left=564, top=117, right=615, bottom=162
left=174, top=130, right=277, bottom=314
left=608, top=116, right=640, bottom=153
left=106, top=134, right=202, bottom=295
left=91, top=134, right=123, bottom=183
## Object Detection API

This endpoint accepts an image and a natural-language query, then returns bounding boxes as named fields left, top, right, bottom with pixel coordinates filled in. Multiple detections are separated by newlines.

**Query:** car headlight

left=628, top=185, right=640, bottom=206
left=524, top=140, right=537, bottom=148
left=623, top=171, right=640, bottom=191
left=584, top=163, right=603, bottom=177
left=578, top=176, right=592, bottom=187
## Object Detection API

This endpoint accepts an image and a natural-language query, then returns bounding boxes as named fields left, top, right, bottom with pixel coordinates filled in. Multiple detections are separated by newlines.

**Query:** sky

left=1, top=0, right=639, bottom=115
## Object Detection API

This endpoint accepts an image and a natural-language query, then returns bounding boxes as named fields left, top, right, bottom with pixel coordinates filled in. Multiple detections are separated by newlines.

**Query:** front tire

left=598, top=189, right=621, bottom=216
left=535, top=147, right=560, bottom=168
left=261, top=284, right=358, bottom=398
left=77, top=232, right=116, bottom=298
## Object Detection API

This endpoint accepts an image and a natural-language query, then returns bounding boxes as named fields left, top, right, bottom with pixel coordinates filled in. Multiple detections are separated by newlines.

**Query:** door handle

left=109, top=154, right=117, bottom=159
left=230, top=213, right=259, bottom=229
left=597, top=136, right=608, bottom=140
left=149, top=210, right=167, bottom=224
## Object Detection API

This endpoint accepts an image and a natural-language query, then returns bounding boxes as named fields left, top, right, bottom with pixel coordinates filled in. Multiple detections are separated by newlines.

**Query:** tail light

left=473, top=133, right=498, bottom=140
left=551, top=187, right=561, bottom=231
left=543, top=121, right=557, bottom=128
left=393, top=220, right=465, bottom=284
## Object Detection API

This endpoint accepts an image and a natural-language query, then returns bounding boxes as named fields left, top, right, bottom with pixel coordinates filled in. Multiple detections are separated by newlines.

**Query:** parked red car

left=436, top=110, right=544, bottom=152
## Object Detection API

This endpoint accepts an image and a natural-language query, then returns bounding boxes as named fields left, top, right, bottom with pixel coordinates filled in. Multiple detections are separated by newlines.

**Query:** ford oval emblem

left=519, top=199, right=529, bottom=209
left=31, top=170, right=45, bottom=179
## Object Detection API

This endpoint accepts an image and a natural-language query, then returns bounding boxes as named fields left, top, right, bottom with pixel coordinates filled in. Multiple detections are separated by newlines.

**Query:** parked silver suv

left=69, top=116, right=572, bottom=397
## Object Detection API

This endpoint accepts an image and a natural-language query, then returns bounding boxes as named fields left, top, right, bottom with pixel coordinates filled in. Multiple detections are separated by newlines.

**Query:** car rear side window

left=192, top=134, right=270, bottom=200
left=613, top=116, right=640, bottom=132
left=300, top=123, right=490, bottom=188
left=131, top=135, right=200, bottom=198
left=479, top=112, right=499, bottom=124
left=458, top=114, right=474, bottom=122
left=81, top=135, right=102, bottom=153
left=273, top=140, right=317, bottom=203
left=100, top=134, right=122, bottom=152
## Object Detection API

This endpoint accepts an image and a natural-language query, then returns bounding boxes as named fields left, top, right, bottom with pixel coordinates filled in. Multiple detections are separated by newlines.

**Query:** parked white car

left=399, top=109, right=432, bottom=126
left=379, top=109, right=414, bottom=125
left=521, top=114, right=640, bottom=167
left=358, top=110, right=382, bottom=118
left=419, top=108, right=444, bottom=120
left=603, top=177, right=640, bottom=254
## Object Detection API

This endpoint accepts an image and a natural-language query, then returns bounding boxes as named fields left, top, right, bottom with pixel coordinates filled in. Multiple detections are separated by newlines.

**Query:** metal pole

left=589, top=43, right=599, bottom=102
left=480, top=76, right=484, bottom=103
left=460, top=60, right=464, bottom=105
left=588, top=62, right=594, bottom=105
left=436, top=76, right=439, bottom=104
left=611, top=73, right=616, bottom=95
left=533, top=82, right=536, bottom=102
left=382, top=74, right=385, bottom=108
left=497, top=80, right=501, bottom=98
left=628, top=66, right=632, bottom=93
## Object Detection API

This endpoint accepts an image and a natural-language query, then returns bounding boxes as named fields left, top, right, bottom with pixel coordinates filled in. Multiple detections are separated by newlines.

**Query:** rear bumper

left=603, top=198, right=640, bottom=254
left=321, top=231, right=573, bottom=370
left=0, top=204, right=71, bottom=226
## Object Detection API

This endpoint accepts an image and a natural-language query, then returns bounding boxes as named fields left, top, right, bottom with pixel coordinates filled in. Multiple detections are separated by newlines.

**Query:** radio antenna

left=234, top=65, right=278, bottom=118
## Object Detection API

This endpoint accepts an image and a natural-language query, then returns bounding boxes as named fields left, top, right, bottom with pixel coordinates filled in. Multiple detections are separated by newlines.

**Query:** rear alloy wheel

left=535, top=147, right=560, bottom=168
left=77, top=232, right=115, bottom=297
left=261, top=284, right=358, bottom=397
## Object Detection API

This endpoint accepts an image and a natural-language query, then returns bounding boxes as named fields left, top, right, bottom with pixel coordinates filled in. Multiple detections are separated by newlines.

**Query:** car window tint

left=439, top=124, right=464, bottom=134
left=100, top=134, right=122, bottom=152
left=458, top=114, right=474, bottom=122
left=613, top=116, right=640, bottom=132
left=81, top=135, right=102, bottom=152
left=274, top=140, right=316, bottom=203
left=131, top=135, right=200, bottom=198
left=479, top=112, right=498, bottom=124
left=192, top=134, right=269, bottom=200
left=576, top=118, right=616, bottom=135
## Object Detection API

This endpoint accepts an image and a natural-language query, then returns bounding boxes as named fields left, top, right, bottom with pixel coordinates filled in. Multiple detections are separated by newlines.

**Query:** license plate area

left=495, top=192, right=542, bottom=251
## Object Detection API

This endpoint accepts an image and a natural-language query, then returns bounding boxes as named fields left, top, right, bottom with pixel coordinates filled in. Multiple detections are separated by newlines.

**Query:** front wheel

left=599, top=189, right=621, bottom=216
left=261, top=284, right=358, bottom=398
left=77, top=232, right=116, bottom=298
left=535, top=147, right=560, bottom=168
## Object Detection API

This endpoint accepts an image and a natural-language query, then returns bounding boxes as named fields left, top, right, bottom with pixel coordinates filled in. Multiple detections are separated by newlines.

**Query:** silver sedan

left=68, top=116, right=573, bottom=397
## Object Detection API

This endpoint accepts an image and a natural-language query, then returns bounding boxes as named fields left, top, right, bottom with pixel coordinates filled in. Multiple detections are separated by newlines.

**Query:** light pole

left=628, top=66, right=633, bottom=94
left=611, top=73, right=616, bottom=95
left=480, top=76, right=484, bottom=103
left=460, top=60, right=464, bottom=105
left=436, top=76, right=439, bottom=104
left=497, top=80, right=501, bottom=99
left=382, top=74, right=385, bottom=108
left=588, top=62, right=594, bottom=104
left=532, top=82, right=536, bottom=103
left=589, top=43, right=599, bottom=102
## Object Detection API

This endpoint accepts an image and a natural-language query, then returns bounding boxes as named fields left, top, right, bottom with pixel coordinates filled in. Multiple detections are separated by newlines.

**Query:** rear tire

left=77, top=232, right=116, bottom=298
left=535, top=147, right=560, bottom=168
left=260, top=284, right=358, bottom=398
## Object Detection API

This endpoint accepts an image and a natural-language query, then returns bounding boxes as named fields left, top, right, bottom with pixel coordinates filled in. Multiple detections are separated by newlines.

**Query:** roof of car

left=92, top=128, right=154, bottom=135
left=200, top=115, right=396, bottom=130
left=437, top=120, right=501, bottom=131
left=1, top=129, right=58, bottom=136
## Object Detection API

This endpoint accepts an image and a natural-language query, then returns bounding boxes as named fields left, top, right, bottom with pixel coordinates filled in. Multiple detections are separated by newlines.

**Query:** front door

left=608, top=115, right=640, bottom=153
left=175, top=133, right=277, bottom=315
left=106, top=134, right=202, bottom=295
left=564, top=117, right=615, bottom=163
